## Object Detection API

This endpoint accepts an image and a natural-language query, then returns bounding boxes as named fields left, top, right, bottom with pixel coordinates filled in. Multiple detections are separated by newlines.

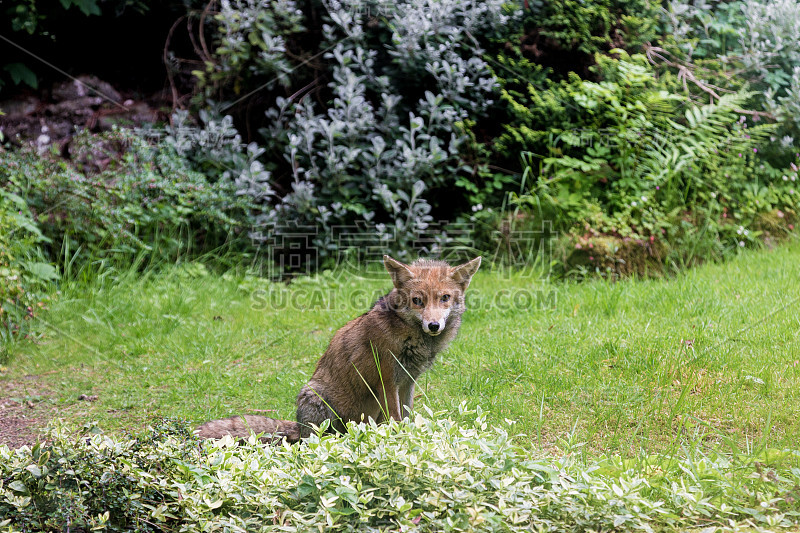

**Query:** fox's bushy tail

left=196, top=415, right=301, bottom=444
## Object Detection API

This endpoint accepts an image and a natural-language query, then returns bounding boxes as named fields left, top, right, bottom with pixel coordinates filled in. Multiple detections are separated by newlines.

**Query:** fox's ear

left=384, top=255, right=415, bottom=288
left=450, top=256, right=481, bottom=290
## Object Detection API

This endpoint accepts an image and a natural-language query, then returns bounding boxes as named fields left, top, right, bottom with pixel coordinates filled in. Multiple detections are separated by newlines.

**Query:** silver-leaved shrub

left=249, top=0, right=516, bottom=262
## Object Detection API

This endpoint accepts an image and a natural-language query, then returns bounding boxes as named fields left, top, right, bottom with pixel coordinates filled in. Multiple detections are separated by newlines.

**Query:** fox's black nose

left=428, top=322, right=440, bottom=332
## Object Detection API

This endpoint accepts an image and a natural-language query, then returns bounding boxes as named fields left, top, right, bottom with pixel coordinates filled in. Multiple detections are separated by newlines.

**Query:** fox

left=197, top=254, right=481, bottom=444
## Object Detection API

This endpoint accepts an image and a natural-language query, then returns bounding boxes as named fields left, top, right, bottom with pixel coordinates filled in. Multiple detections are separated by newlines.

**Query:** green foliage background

left=1, top=0, right=800, bottom=333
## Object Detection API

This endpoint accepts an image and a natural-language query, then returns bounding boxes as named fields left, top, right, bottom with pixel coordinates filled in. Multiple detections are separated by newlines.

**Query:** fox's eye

left=441, top=294, right=451, bottom=303
left=412, top=297, right=423, bottom=306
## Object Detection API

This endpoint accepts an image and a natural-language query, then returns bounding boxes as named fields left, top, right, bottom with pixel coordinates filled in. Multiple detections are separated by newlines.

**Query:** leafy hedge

left=2, top=407, right=799, bottom=532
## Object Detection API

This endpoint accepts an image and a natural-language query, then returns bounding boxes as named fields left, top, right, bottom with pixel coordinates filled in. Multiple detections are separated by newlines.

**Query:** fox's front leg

left=376, top=362, right=402, bottom=423
left=380, top=379, right=402, bottom=422
left=399, top=382, right=415, bottom=418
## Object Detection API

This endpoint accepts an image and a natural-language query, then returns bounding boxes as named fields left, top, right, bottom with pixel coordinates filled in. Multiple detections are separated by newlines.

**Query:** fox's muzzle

left=423, top=319, right=444, bottom=336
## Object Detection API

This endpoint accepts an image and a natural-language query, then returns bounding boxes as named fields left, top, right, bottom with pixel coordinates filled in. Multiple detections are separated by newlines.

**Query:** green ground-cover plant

left=2, top=410, right=799, bottom=531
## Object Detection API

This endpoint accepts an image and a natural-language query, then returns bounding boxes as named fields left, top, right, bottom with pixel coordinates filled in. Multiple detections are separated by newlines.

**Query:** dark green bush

left=663, top=1, right=800, bottom=142
left=528, top=0, right=660, bottom=55
left=494, top=52, right=799, bottom=275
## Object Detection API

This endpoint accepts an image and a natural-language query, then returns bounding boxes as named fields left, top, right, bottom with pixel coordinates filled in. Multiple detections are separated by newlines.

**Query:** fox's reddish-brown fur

left=196, top=255, right=481, bottom=443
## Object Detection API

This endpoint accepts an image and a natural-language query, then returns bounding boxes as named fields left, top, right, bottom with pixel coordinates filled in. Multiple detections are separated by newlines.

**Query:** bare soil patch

left=0, top=378, right=53, bottom=449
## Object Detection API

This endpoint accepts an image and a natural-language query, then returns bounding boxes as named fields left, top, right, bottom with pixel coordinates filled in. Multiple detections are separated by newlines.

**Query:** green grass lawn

left=3, top=240, right=800, bottom=457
